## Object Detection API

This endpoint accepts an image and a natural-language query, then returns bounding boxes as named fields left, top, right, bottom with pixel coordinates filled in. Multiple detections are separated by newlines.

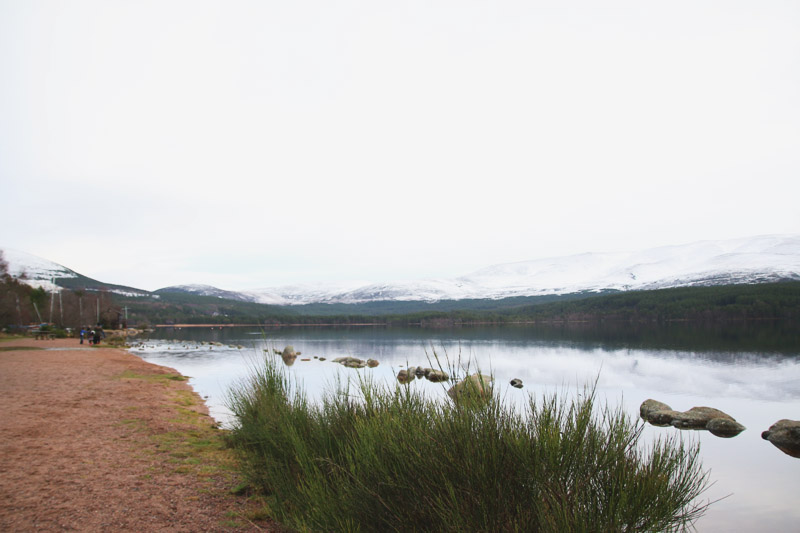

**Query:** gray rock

left=425, top=369, right=449, bottom=383
left=647, top=409, right=684, bottom=427
left=762, top=419, right=800, bottom=458
left=447, top=374, right=493, bottom=404
left=671, top=407, right=734, bottom=429
left=279, top=346, right=298, bottom=366
left=706, top=418, right=746, bottom=438
left=640, top=399, right=672, bottom=420
left=510, top=378, right=523, bottom=389
left=332, top=356, right=367, bottom=368
left=282, top=346, right=296, bottom=357
left=397, top=369, right=414, bottom=384
left=640, top=400, right=742, bottom=436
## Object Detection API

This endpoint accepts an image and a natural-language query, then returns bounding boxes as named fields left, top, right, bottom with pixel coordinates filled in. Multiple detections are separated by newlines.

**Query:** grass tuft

left=227, top=352, right=711, bottom=532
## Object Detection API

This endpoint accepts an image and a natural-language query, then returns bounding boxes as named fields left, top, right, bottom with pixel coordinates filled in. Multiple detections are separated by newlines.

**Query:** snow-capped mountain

left=1, top=248, right=78, bottom=291
left=5, top=234, right=800, bottom=305
left=155, top=284, right=259, bottom=302
left=173, top=234, right=800, bottom=305
left=0, top=248, right=150, bottom=297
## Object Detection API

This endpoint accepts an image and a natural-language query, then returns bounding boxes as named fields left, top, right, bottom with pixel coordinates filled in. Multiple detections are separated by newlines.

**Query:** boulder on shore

left=761, top=419, right=800, bottom=458
left=447, top=374, right=493, bottom=404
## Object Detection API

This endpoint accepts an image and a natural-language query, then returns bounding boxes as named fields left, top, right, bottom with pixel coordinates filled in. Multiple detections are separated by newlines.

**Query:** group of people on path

left=79, top=327, right=104, bottom=345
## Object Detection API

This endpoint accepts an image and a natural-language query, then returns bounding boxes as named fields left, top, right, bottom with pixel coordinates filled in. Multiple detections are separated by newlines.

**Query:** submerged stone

left=332, top=356, right=367, bottom=368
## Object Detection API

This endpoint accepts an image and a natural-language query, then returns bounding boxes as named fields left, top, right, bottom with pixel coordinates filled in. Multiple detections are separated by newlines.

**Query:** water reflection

left=133, top=323, right=800, bottom=532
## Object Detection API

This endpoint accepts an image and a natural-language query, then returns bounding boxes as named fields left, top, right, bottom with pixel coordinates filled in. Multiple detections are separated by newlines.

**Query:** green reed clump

left=227, top=355, right=710, bottom=532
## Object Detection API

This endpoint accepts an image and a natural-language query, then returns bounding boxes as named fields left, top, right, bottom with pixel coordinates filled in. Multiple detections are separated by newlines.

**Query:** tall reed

left=227, top=353, right=710, bottom=532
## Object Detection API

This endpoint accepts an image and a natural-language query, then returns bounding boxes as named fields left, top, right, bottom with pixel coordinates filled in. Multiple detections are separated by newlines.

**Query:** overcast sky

left=1, top=1, right=798, bottom=291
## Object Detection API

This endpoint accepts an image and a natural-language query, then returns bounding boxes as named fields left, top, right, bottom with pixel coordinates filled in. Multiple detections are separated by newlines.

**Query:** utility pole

left=15, top=293, right=21, bottom=325
left=49, top=279, right=55, bottom=324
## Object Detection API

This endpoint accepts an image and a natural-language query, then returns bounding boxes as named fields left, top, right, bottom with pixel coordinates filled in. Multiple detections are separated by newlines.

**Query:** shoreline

left=0, top=337, right=277, bottom=532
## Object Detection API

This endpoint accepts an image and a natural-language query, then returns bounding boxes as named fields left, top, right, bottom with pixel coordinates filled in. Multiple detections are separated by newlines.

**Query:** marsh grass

left=227, top=352, right=711, bottom=532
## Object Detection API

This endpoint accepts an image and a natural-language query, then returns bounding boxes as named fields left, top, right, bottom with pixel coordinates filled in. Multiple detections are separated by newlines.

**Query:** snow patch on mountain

left=157, top=284, right=258, bottom=302
left=1, top=248, right=77, bottom=292
left=241, top=234, right=800, bottom=304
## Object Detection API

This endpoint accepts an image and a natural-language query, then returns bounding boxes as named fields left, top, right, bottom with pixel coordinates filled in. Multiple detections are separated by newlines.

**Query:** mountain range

left=3, top=235, right=799, bottom=307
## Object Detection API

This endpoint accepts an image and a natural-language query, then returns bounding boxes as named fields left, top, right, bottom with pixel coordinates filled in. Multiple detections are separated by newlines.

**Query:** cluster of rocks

left=762, top=419, right=800, bottom=458
left=639, top=399, right=746, bottom=438
left=332, top=357, right=380, bottom=369
left=396, top=366, right=450, bottom=384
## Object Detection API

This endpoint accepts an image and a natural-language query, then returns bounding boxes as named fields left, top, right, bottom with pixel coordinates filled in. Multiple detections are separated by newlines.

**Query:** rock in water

left=671, top=407, right=735, bottom=429
left=510, top=378, right=523, bottom=389
left=425, top=369, right=449, bottom=383
left=447, top=374, right=493, bottom=404
left=280, top=346, right=298, bottom=366
left=640, top=399, right=672, bottom=420
left=397, top=369, right=414, bottom=384
left=706, top=418, right=746, bottom=438
left=640, top=400, right=744, bottom=436
left=367, top=359, right=380, bottom=368
left=332, top=357, right=367, bottom=368
left=762, top=420, right=800, bottom=458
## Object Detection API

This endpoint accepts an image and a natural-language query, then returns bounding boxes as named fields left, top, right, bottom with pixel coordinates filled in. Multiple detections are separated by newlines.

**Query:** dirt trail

left=0, top=338, right=277, bottom=532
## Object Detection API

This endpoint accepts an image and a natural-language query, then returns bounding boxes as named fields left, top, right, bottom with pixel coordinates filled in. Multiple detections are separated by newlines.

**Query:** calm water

left=131, top=323, right=800, bottom=532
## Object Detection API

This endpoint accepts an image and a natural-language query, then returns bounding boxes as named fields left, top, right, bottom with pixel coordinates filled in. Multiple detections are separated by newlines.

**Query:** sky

left=1, top=1, right=799, bottom=292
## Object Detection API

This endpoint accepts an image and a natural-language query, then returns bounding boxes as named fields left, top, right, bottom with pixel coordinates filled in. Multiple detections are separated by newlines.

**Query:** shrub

left=227, top=355, right=710, bottom=532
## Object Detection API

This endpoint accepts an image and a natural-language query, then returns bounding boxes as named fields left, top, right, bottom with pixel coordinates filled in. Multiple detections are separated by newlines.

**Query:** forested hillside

left=113, top=282, right=800, bottom=327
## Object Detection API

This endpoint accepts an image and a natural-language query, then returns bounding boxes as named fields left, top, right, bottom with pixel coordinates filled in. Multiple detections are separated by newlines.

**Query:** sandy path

left=0, top=338, right=278, bottom=532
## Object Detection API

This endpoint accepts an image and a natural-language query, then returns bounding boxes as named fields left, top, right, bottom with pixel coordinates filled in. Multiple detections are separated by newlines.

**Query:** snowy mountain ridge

left=3, top=234, right=799, bottom=305
left=0, top=247, right=149, bottom=297
left=239, top=234, right=800, bottom=305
